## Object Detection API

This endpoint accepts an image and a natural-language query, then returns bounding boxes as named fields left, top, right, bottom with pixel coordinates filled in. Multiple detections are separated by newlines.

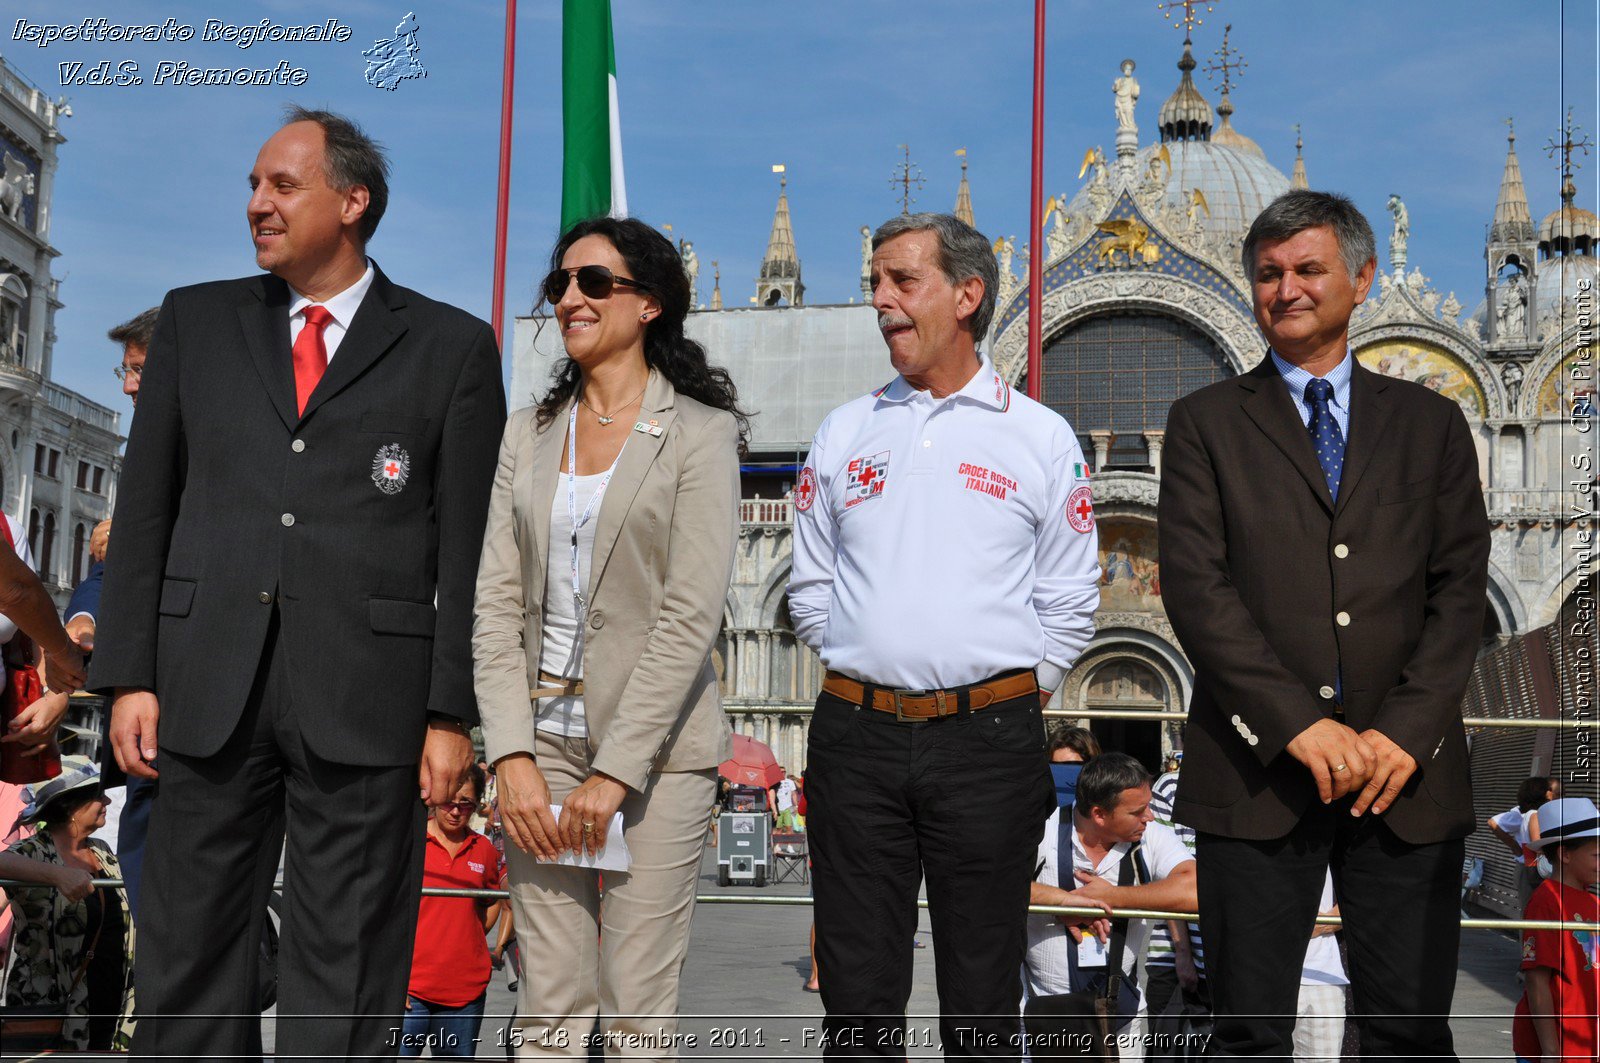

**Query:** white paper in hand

left=540, top=806, right=631, bottom=871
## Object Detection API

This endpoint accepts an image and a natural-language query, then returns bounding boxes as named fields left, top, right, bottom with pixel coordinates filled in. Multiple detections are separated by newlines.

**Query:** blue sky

left=7, top=0, right=1597, bottom=415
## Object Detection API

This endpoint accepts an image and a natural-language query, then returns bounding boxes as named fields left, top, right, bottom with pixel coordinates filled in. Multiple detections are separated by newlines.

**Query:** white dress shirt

left=788, top=355, right=1099, bottom=692
left=288, top=260, right=376, bottom=362
left=1271, top=347, right=1352, bottom=438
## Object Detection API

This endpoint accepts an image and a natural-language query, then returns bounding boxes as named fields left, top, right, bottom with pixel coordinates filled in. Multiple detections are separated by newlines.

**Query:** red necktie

left=293, top=305, right=334, bottom=416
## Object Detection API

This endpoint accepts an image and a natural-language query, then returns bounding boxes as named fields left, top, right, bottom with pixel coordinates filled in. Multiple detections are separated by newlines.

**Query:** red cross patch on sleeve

left=795, top=466, right=817, bottom=512
left=1066, top=484, right=1095, bottom=533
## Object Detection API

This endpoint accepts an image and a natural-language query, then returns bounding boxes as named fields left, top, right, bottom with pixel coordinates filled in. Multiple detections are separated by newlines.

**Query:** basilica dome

left=1065, top=36, right=1290, bottom=247
left=1533, top=254, right=1599, bottom=329
left=1135, top=137, right=1290, bottom=243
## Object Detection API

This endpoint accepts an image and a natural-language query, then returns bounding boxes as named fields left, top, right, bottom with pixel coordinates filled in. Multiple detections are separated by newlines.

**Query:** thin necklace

left=579, top=382, right=647, bottom=426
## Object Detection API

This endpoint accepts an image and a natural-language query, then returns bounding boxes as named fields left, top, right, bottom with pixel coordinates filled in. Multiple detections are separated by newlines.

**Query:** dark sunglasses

left=436, top=800, right=478, bottom=815
left=541, top=264, right=650, bottom=305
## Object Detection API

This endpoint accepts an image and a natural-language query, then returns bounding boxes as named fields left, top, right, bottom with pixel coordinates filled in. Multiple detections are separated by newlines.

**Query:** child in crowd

left=1512, top=796, right=1599, bottom=1063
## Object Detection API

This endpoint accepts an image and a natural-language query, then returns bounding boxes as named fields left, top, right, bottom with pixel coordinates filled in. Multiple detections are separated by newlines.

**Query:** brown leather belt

left=822, top=670, right=1037, bottom=721
left=530, top=670, right=584, bottom=700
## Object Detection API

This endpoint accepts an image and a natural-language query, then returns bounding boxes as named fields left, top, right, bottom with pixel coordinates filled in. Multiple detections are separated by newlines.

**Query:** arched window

left=1040, top=311, right=1232, bottom=467
left=1082, top=656, right=1171, bottom=773
left=27, top=507, right=40, bottom=561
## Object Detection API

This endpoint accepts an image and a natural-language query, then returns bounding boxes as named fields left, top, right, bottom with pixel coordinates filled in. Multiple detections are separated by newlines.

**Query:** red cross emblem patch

left=795, top=466, right=817, bottom=512
left=1066, top=484, right=1095, bottom=533
left=371, top=443, right=411, bottom=496
left=844, top=451, right=890, bottom=510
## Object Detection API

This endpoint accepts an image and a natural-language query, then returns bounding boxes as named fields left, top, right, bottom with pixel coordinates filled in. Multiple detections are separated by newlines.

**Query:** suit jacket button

left=1319, top=685, right=1336, bottom=699
left=1333, top=544, right=1349, bottom=558
left=1247, top=735, right=1259, bottom=746
left=258, top=591, right=273, bottom=604
left=1230, top=714, right=1242, bottom=726
left=281, top=513, right=295, bottom=527
left=1336, top=611, right=1351, bottom=627
left=291, top=439, right=306, bottom=453
left=590, top=611, right=604, bottom=629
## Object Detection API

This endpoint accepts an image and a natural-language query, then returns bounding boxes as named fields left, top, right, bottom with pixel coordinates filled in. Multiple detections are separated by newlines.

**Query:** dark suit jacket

left=88, top=267, right=507, bottom=767
left=1160, top=357, right=1488, bottom=845
left=66, top=561, right=102, bottom=621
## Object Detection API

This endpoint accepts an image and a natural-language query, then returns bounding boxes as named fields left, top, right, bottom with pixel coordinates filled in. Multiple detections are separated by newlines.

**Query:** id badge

left=1077, top=931, right=1109, bottom=968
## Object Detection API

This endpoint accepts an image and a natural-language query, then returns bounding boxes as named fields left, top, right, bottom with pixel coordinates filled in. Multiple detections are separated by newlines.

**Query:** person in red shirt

left=401, top=765, right=504, bottom=1058
left=1513, top=796, right=1600, bottom=1063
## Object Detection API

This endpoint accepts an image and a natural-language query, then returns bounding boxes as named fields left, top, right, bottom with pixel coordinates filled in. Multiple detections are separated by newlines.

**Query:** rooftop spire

left=1205, top=24, right=1261, bottom=156
left=1290, top=123, right=1309, bottom=189
left=1539, top=109, right=1597, bottom=256
left=757, top=165, right=803, bottom=306
left=1545, top=107, right=1593, bottom=208
left=953, top=149, right=975, bottom=227
left=1490, top=117, right=1533, bottom=242
left=709, top=260, right=722, bottom=310
left=888, top=144, right=926, bottom=215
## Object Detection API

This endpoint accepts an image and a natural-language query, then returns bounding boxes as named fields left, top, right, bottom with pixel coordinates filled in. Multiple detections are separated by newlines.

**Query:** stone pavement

left=464, top=844, right=1525, bottom=1060
left=23, top=843, right=1519, bottom=1060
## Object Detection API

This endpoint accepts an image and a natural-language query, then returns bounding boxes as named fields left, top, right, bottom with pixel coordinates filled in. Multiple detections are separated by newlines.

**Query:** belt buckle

left=893, top=689, right=949, bottom=721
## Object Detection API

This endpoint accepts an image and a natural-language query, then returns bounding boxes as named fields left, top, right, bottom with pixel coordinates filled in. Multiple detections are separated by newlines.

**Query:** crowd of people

left=0, top=100, right=1589, bottom=1063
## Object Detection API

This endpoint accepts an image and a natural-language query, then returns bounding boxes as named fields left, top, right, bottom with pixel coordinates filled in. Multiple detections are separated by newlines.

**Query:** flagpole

left=1026, top=0, right=1045, bottom=400
left=490, top=0, right=517, bottom=353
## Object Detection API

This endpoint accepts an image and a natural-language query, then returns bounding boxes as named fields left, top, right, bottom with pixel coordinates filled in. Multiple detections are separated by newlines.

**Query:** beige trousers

left=504, top=730, right=716, bottom=1060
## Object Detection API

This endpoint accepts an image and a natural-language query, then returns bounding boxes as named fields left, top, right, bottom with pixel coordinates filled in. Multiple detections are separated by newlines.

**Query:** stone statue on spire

left=1114, top=59, right=1140, bottom=134
left=678, top=239, right=699, bottom=308
left=1386, top=193, right=1409, bottom=273
left=860, top=226, right=872, bottom=297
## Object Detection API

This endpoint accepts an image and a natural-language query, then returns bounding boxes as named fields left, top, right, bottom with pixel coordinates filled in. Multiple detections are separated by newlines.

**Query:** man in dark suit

left=1159, top=190, right=1488, bottom=1059
left=89, top=107, right=506, bottom=1059
left=66, top=308, right=160, bottom=910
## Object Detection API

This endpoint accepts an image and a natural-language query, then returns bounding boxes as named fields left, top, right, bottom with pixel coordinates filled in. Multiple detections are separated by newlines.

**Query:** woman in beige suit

left=473, top=216, right=743, bottom=1057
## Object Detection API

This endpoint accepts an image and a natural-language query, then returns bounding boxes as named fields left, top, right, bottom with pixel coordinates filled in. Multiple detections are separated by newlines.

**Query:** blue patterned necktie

left=1304, top=378, right=1345, bottom=501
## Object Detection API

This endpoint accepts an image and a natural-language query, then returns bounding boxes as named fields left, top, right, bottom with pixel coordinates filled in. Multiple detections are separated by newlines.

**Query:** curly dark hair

left=534, top=216, right=751, bottom=449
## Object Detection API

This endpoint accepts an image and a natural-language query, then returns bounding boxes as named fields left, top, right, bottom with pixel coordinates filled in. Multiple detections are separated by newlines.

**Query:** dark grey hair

left=1242, top=189, right=1376, bottom=282
left=282, top=105, right=390, bottom=243
left=107, top=307, right=160, bottom=350
left=1075, top=752, right=1153, bottom=815
left=872, top=212, right=999, bottom=342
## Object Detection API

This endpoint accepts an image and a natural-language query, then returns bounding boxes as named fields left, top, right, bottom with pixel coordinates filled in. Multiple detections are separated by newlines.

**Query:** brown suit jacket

left=1160, top=357, right=1489, bottom=844
left=472, top=371, right=737, bottom=792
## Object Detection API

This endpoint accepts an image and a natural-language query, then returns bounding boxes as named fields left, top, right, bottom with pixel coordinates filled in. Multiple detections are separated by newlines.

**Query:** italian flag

left=560, top=0, right=627, bottom=232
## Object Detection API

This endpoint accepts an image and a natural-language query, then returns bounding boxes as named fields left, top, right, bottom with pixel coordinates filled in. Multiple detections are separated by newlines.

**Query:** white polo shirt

left=788, top=355, right=1099, bottom=692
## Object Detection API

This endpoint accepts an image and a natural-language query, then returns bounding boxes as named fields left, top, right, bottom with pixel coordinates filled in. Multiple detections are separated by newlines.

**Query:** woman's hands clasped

left=559, top=773, right=629, bottom=857
left=494, top=754, right=562, bottom=861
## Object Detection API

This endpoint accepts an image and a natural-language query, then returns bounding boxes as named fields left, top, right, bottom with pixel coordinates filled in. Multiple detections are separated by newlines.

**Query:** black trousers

left=806, top=688, right=1055, bottom=1060
left=132, top=614, right=425, bottom=1062
left=1196, top=803, right=1464, bottom=1061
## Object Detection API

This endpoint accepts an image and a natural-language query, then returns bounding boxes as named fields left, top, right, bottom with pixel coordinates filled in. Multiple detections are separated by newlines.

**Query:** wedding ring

left=1332, top=764, right=1348, bottom=773
left=582, top=822, right=595, bottom=832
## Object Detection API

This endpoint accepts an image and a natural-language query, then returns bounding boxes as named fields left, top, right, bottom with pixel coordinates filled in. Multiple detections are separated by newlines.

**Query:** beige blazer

left=472, top=370, right=737, bottom=792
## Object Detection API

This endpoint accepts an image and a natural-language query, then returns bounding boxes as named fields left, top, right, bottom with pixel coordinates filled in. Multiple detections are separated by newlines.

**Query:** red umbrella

left=719, top=734, right=785, bottom=789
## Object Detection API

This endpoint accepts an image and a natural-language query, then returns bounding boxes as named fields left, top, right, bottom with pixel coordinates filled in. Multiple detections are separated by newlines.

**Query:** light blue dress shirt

left=1271, top=348, right=1352, bottom=438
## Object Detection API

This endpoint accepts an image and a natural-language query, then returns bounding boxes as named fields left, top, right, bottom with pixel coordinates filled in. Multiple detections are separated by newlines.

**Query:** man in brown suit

left=1159, top=190, right=1488, bottom=1059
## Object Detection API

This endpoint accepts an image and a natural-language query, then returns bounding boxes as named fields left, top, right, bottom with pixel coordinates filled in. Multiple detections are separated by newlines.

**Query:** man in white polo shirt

left=789, top=211, right=1100, bottom=1059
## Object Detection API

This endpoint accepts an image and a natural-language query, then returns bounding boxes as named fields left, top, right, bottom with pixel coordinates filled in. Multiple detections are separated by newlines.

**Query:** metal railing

left=3, top=878, right=1593, bottom=933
